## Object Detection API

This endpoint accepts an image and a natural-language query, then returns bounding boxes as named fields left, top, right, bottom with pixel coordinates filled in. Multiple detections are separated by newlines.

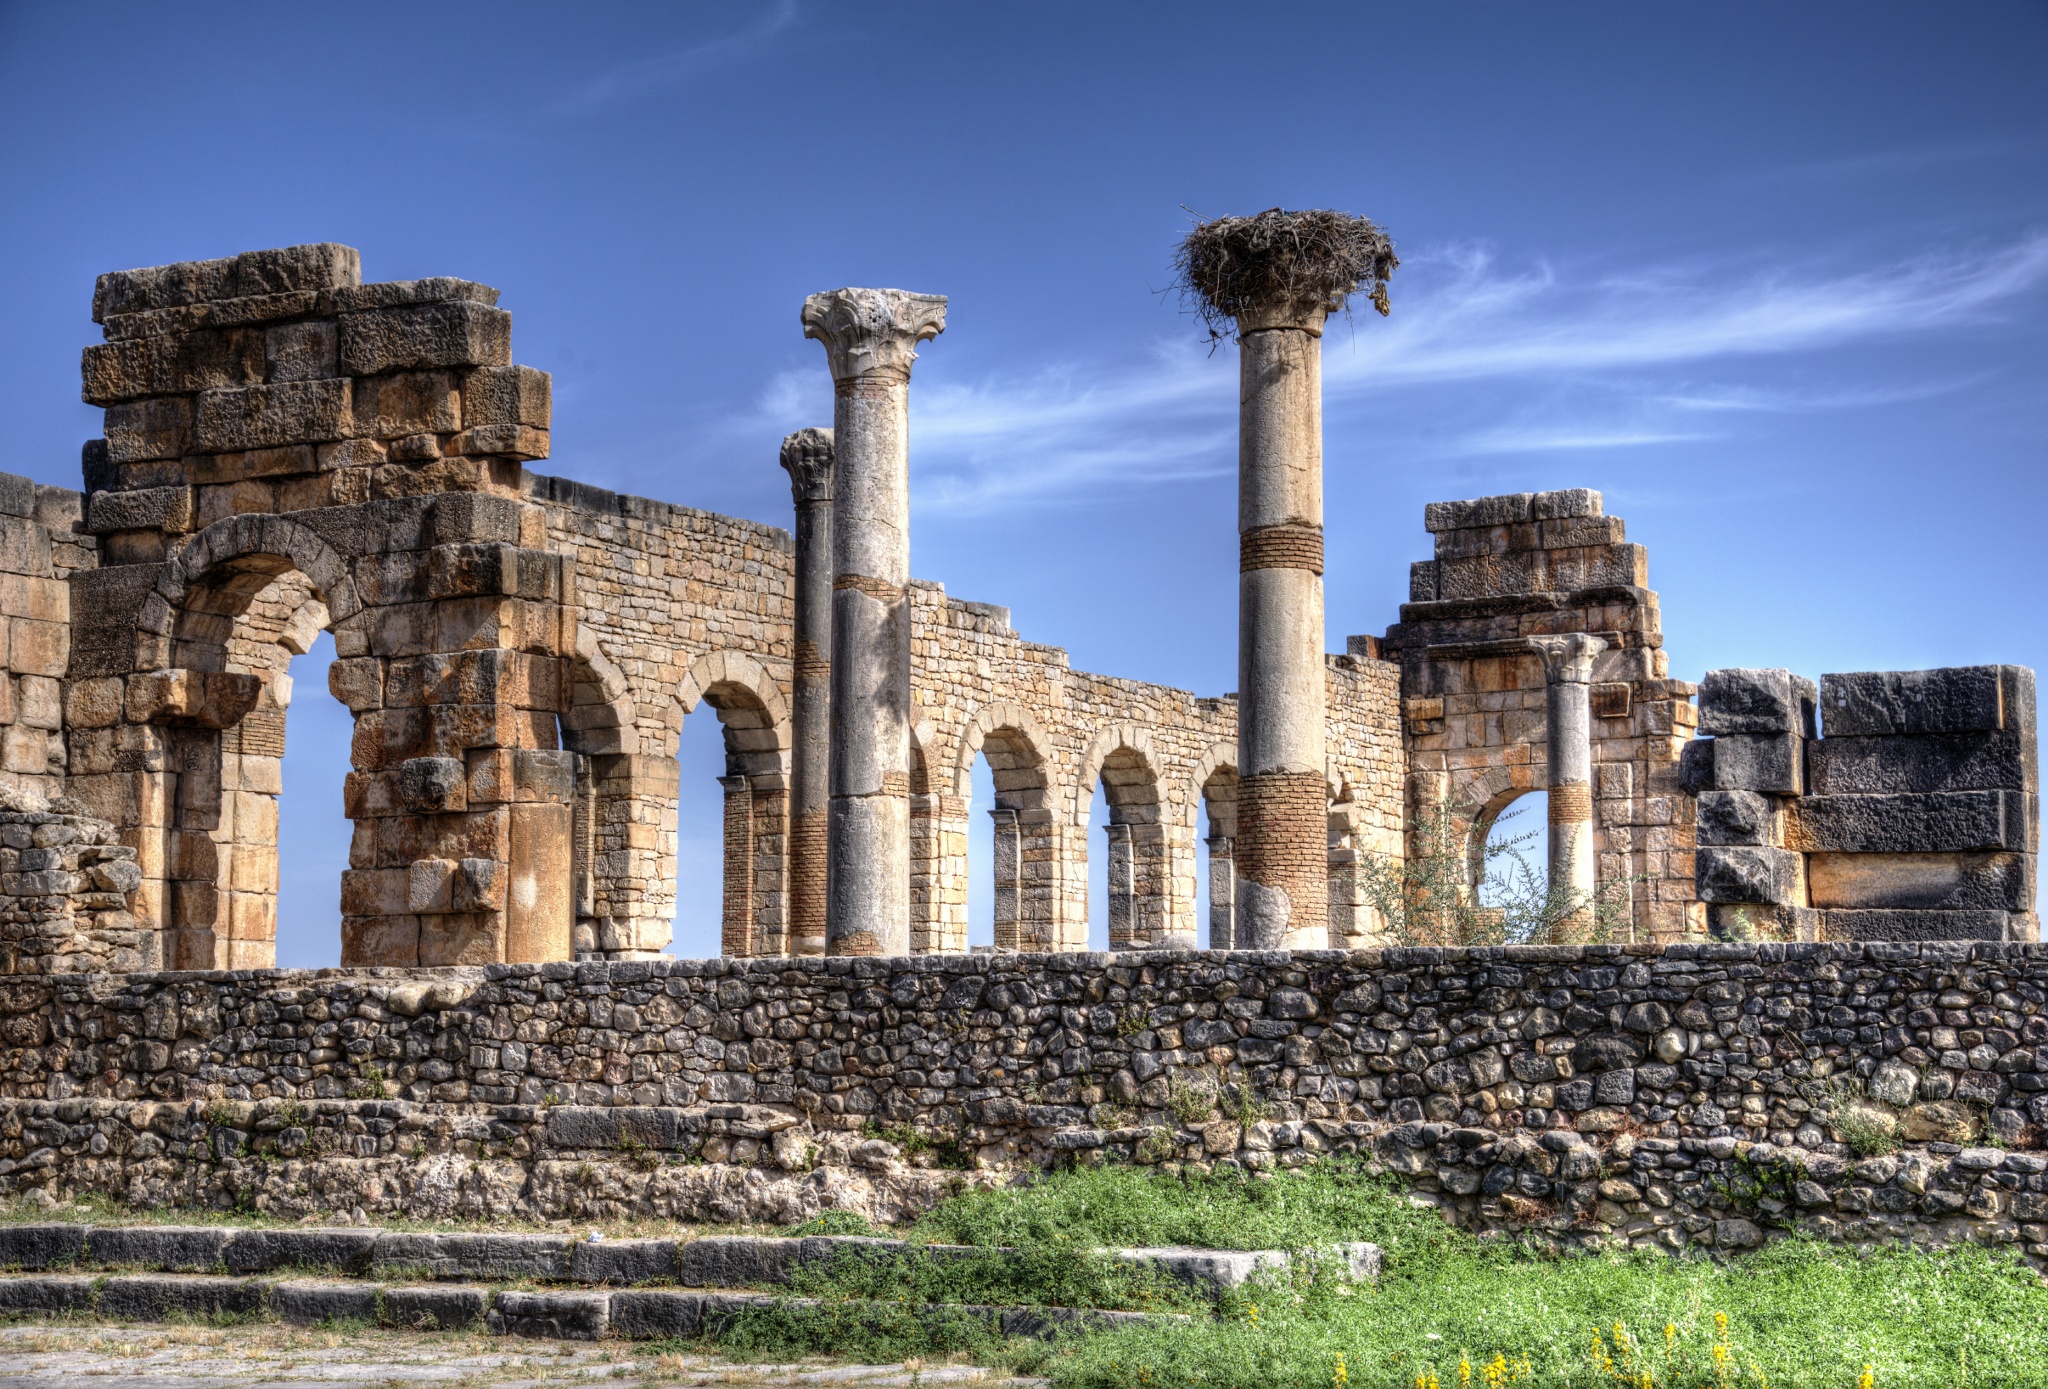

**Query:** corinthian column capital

left=779, top=427, right=835, bottom=504
left=1528, top=633, right=1609, bottom=685
left=801, top=288, right=947, bottom=384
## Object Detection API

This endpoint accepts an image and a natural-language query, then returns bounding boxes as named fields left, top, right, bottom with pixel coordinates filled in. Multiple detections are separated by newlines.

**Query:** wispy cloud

left=743, top=233, right=2048, bottom=514
left=537, top=1, right=798, bottom=123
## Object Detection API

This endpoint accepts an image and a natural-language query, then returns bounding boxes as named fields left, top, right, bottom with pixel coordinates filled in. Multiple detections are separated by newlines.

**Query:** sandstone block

left=1786, top=790, right=2029, bottom=854
left=1807, top=851, right=2032, bottom=912
left=330, top=278, right=499, bottom=312
left=93, top=244, right=360, bottom=321
left=262, top=319, right=338, bottom=383
left=327, top=657, right=383, bottom=712
left=1425, top=493, right=1533, bottom=532
left=84, top=485, right=194, bottom=535
left=464, top=365, right=551, bottom=428
left=0, top=473, right=35, bottom=519
left=1821, top=666, right=2033, bottom=737
left=103, top=396, right=194, bottom=464
left=1695, top=844, right=1798, bottom=905
left=0, top=518, right=53, bottom=579
left=81, top=329, right=267, bottom=404
left=340, top=867, right=409, bottom=915
left=8, top=619, right=67, bottom=677
left=398, top=756, right=467, bottom=813
left=428, top=490, right=524, bottom=546
left=353, top=371, right=460, bottom=439
left=340, top=302, right=512, bottom=376
left=467, top=747, right=575, bottom=804
left=426, top=543, right=558, bottom=601
left=0, top=574, right=67, bottom=623
left=195, top=379, right=352, bottom=452
left=341, top=913, right=418, bottom=966
left=125, top=670, right=264, bottom=728
left=449, top=423, right=549, bottom=460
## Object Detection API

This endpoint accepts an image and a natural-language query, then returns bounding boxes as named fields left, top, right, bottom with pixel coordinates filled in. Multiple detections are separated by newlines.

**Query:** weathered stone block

left=397, top=756, right=467, bottom=813
left=487, top=1288, right=610, bottom=1340
left=1819, top=908, right=2014, bottom=942
left=1425, top=493, right=1533, bottom=532
left=1821, top=666, right=2033, bottom=738
left=103, top=397, right=194, bottom=464
left=84, top=485, right=194, bottom=535
left=272, top=1279, right=379, bottom=1325
left=1710, top=733, right=1803, bottom=794
left=352, top=371, right=460, bottom=439
left=93, top=244, right=360, bottom=321
left=0, top=1273, right=96, bottom=1313
left=370, top=1232, right=571, bottom=1281
left=449, top=423, right=549, bottom=461
left=677, top=1235, right=805, bottom=1288
left=331, top=278, right=499, bottom=313
left=569, top=1238, right=680, bottom=1285
left=98, top=1273, right=267, bottom=1319
left=1786, top=790, right=2030, bottom=854
left=125, top=670, right=264, bottom=728
left=0, top=1223, right=88, bottom=1269
left=428, top=491, right=524, bottom=546
left=86, top=1225, right=233, bottom=1271
left=1695, top=845, right=1798, bottom=905
left=81, top=330, right=267, bottom=404
left=611, top=1289, right=706, bottom=1338
left=1695, top=789, right=1775, bottom=846
left=1808, top=730, right=2033, bottom=795
left=340, top=303, right=513, bottom=376
left=194, top=379, right=352, bottom=452
left=222, top=1228, right=376, bottom=1275
left=1698, top=668, right=1817, bottom=738
left=381, top=1283, right=487, bottom=1329
left=1807, top=851, right=2032, bottom=911
left=464, top=365, right=551, bottom=429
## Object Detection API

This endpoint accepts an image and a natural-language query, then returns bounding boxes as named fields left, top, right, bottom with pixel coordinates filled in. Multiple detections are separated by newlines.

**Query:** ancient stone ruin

left=0, top=241, right=2040, bottom=1264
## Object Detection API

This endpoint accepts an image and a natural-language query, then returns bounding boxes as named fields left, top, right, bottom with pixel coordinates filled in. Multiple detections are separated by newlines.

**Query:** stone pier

left=778, top=427, right=834, bottom=957
left=1231, top=294, right=1332, bottom=950
left=1531, top=633, right=1607, bottom=933
left=801, top=288, right=946, bottom=957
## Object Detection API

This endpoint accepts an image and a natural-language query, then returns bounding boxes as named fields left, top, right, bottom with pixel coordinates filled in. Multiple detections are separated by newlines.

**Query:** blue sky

left=1, top=3, right=2043, bottom=963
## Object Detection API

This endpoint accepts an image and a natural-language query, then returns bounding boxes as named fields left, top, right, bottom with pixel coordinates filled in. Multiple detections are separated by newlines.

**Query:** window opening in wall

left=671, top=710, right=726, bottom=960
left=1477, top=790, right=1549, bottom=911
left=967, top=755, right=997, bottom=949
left=1086, top=780, right=1110, bottom=951
left=274, top=630, right=352, bottom=968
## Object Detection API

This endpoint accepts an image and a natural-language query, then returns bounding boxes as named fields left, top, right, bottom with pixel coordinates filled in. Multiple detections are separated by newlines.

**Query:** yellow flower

left=1664, top=1324, right=1676, bottom=1351
left=1714, top=1312, right=1729, bottom=1345
left=1333, top=1355, right=1348, bottom=1389
left=1858, top=1366, right=1875, bottom=1389
left=1458, top=1355, right=1471, bottom=1389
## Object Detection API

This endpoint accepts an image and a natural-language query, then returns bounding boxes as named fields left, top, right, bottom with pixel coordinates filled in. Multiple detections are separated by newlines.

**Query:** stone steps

left=0, top=1271, right=1169, bottom=1342
left=0, top=1222, right=1379, bottom=1294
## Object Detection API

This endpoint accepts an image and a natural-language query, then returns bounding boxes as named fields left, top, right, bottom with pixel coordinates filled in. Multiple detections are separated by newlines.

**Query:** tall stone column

left=1530, top=633, right=1609, bottom=935
left=1206, top=833, right=1236, bottom=949
left=779, top=427, right=834, bottom=957
left=801, top=288, right=947, bottom=956
left=1231, top=296, right=1333, bottom=950
left=989, top=806, right=1022, bottom=949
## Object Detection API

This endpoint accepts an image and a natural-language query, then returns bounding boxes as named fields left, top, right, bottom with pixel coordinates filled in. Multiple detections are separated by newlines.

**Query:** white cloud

left=740, top=233, right=2048, bottom=514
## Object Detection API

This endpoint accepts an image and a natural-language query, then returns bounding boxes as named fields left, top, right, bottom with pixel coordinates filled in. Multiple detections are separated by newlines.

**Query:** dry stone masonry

left=0, top=240, right=2032, bottom=1261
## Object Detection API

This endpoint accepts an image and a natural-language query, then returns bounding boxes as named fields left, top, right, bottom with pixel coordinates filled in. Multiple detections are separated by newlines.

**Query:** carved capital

left=779, top=427, right=835, bottom=504
left=1233, top=295, right=1335, bottom=336
left=1528, top=633, right=1609, bottom=685
left=801, top=287, right=947, bottom=384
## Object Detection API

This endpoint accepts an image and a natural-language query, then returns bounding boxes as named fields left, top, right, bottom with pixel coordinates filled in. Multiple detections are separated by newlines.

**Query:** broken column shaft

left=779, top=427, right=835, bottom=957
left=1531, top=633, right=1608, bottom=935
left=801, top=288, right=947, bottom=956
left=1233, top=299, right=1332, bottom=949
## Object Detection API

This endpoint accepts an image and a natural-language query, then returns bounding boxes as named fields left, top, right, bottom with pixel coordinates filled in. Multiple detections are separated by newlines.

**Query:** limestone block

left=398, top=756, right=467, bottom=813
left=124, top=670, right=263, bottom=728
left=330, top=277, right=499, bottom=312
left=1695, top=845, right=1798, bottom=905
left=1786, top=790, right=2030, bottom=854
left=341, top=913, right=418, bottom=966
left=194, top=379, right=353, bottom=452
left=272, top=1280, right=379, bottom=1326
left=1809, top=730, right=2033, bottom=795
left=352, top=371, right=460, bottom=439
left=81, top=329, right=267, bottom=404
left=83, top=485, right=193, bottom=535
left=327, top=657, right=384, bottom=712
left=1819, top=908, right=2013, bottom=942
left=339, top=302, right=513, bottom=376
left=1695, top=789, right=1775, bottom=846
left=92, top=244, right=360, bottom=321
left=454, top=856, right=504, bottom=912
left=1807, top=851, right=2032, bottom=911
left=0, top=518, right=53, bottom=581
left=408, top=858, right=458, bottom=913
left=464, top=365, right=552, bottom=428
left=1676, top=736, right=1715, bottom=794
left=1710, top=733, right=1803, bottom=795
left=1425, top=493, right=1534, bottom=532
left=340, top=867, right=409, bottom=916
left=467, top=748, right=575, bottom=804
left=0, top=474, right=33, bottom=519
left=1698, top=668, right=1817, bottom=738
left=1821, top=666, right=2033, bottom=738
left=426, top=543, right=558, bottom=601
left=262, top=319, right=338, bottom=383
left=103, top=397, right=194, bottom=464
left=427, top=491, right=524, bottom=546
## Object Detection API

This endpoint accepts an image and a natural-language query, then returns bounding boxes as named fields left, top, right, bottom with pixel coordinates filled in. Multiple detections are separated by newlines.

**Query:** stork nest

left=1173, top=207, right=1397, bottom=332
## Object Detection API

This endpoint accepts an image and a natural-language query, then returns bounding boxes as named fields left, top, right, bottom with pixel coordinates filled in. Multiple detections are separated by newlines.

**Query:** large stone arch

left=1072, top=723, right=1178, bottom=948
left=672, top=650, right=792, bottom=958
left=1190, top=741, right=1239, bottom=948
left=136, top=515, right=360, bottom=673
left=946, top=702, right=1059, bottom=952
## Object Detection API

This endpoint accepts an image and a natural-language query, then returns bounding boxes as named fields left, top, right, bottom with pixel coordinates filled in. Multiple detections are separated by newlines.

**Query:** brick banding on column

left=833, top=573, right=902, bottom=603
left=1547, top=783, right=1592, bottom=824
left=881, top=771, right=911, bottom=797
left=1239, top=522, right=1324, bottom=575
left=1234, top=769, right=1329, bottom=940
left=793, top=643, right=830, bottom=680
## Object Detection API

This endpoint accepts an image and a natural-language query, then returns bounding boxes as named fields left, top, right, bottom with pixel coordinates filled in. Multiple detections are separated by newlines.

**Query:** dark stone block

left=1677, top=737, right=1715, bottom=794
left=1821, top=909, right=2013, bottom=942
left=371, top=1232, right=570, bottom=1281
left=272, top=1279, right=379, bottom=1326
left=544, top=1105, right=682, bottom=1151
left=568, top=1238, right=679, bottom=1286
left=486, top=1289, right=609, bottom=1340
left=1699, top=668, right=1817, bottom=738
left=677, top=1236, right=805, bottom=1288
left=87, top=1226, right=233, bottom=1272
left=381, top=1284, right=488, bottom=1330
left=97, top=1273, right=268, bottom=1321
left=1809, top=730, right=2035, bottom=795
left=1696, top=846, right=1798, bottom=905
left=0, top=1223, right=88, bottom=1270
left=611, top=1289, right=706, bottom=1338
left=1821, top=666, right=2033, bottom=738
left=1695, top=790, right=1775, bottom=846
left=1787, top=791, right=2029, bottom=854
left=223, top=1228, right=376, bottom=1275
left=0, top=1274, right=95, bottom=1314
left=1711, top=734, right=1803, bottom=795
left=1807, top=851, right=2033, bottom=911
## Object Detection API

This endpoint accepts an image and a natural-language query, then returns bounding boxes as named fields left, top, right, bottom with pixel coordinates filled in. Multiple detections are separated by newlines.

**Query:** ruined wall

left=1382, top=488, right=1701, bottom=941
left=1689, top=665, right=2039, bottom=944
left=6, top=943, right=2048, bottom=1263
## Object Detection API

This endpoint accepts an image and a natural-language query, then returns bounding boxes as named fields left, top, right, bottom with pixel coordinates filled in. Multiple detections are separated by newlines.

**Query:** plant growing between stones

left=1165, top=1072, right=1215, bottom=1128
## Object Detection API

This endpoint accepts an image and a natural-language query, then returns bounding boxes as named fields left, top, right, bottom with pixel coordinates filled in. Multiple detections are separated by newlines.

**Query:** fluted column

left=801, top=288, right=947, bottom=957
left=1233, top=298, right=1331, bottom=950
left=1530, top=633, right=1609, bottom=936
left=779, top=427, right=835, bottom=957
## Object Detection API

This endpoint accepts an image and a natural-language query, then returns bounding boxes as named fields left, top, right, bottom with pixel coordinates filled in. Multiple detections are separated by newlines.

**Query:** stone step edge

left=0, top=1272, right=1176, bottom=1342
left=0, top=1224, right=1380, bottom=1292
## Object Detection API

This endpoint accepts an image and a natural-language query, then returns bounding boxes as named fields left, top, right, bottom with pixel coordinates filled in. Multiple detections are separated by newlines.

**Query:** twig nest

left=1174, top=207, right=1397, bottom=333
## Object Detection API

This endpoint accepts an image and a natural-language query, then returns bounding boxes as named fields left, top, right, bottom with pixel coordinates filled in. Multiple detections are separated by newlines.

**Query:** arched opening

left=275, top=629, right=352, bottom=968
left=671, top=666, right=788, bottom=960
left=1093, top=744, right=1167, bottom=950
left=960, top=726, right=1053, bottom=953
left=1200, top=765, right=1237, bottom=949
left=162, top=557, right=333, bottom=971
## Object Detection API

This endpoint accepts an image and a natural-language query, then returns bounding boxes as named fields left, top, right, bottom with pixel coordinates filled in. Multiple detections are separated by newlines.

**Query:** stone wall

left=1, top=944, right=2047, bottom=1260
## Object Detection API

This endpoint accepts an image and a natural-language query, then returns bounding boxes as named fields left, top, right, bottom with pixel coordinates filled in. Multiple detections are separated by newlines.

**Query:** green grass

left=725, top=1162, right=2048, bottom=1389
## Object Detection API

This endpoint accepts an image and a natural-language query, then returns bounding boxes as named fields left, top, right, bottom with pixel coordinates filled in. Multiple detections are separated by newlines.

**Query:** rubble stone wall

left=3, top=943, right=2048, bottom=1261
